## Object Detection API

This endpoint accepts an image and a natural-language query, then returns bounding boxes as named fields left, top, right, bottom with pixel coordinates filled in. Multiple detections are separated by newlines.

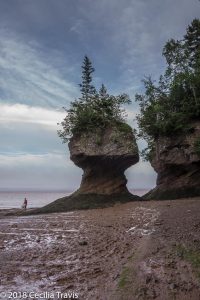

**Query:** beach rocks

left=145, top=121, right=200, bottom=199
left=69, top=125, right=139, bottom=195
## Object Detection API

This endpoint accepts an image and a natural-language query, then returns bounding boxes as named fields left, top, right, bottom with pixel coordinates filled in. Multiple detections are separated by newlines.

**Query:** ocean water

left=0, top=189, right=149, bottom=209
left=0, top=191, right=72, bottom=209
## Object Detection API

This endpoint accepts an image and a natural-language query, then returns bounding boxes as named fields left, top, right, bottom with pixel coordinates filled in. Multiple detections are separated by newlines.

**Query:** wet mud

left=0, top=198, right=200, bottom=299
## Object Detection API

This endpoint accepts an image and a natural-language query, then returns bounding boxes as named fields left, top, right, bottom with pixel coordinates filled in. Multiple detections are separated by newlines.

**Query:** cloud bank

left=0, top=103, right=65, bottom=127
left=0, top=0, right=199, bottom=191
left=0, top=30, right=79, bottom=108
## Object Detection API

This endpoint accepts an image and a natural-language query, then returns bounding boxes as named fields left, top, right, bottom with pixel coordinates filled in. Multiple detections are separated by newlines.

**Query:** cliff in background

left=145, top=121, right=200, bottom=200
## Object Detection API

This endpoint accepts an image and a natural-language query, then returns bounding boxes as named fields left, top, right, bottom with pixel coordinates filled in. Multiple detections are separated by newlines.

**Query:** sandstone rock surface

left=69, top=126, right=139, bottom=195
left=145, top=122, right=200, bottom=199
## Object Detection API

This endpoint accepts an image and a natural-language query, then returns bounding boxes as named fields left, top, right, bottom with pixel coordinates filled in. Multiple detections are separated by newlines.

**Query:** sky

left=0, top=0, right=199, bottom=192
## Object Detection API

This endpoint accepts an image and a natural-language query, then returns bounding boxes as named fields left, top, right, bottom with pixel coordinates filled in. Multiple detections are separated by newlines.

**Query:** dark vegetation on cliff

left=136, top=19, right=200, bottom=161
left=58, top=56, right=132, bottom=143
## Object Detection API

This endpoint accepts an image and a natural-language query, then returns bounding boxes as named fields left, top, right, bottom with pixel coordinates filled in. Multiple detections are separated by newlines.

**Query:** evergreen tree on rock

left=79, top=56, right=96, bottom=102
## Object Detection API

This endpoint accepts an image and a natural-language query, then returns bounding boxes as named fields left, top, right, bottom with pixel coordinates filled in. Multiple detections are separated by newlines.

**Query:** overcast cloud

left=0, top=0, right=199, bottom=191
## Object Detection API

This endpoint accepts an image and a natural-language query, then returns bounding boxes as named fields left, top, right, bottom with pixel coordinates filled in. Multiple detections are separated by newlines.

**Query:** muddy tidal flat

left=0, top=198, right=200, bottom=300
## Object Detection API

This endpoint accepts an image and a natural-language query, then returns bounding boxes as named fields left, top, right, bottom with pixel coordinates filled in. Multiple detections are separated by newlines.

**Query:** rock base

left=26, top=192, right=143, bottom=215
left=144, top=186, right=200, bottom=200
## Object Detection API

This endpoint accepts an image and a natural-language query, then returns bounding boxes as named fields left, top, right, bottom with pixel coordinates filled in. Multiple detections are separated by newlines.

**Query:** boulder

left=145, top=122, right=200, bottom=199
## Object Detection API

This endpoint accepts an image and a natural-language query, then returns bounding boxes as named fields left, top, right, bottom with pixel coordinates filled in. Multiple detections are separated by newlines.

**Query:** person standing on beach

left=23, top=198, right=28, bottom=210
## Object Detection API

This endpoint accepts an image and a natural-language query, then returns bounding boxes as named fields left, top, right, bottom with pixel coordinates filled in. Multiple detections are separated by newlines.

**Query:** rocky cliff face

left=69, top=125, right=139, bottom=195
left=146, top=122, right=200, bottom=199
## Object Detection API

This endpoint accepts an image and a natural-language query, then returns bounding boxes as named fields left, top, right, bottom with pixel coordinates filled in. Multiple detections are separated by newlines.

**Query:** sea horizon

left=0, top=189, right=150, bottom=209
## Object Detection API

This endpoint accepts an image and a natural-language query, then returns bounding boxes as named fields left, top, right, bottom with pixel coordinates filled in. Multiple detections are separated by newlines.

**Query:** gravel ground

left=0, top=198, right=200, bottom=300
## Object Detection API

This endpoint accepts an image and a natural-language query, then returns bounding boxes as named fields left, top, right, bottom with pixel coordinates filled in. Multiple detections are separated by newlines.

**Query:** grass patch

left=175, top=244, right=200, bottom=278
left=127, top=253, right=135, bottom=261
left=118, top=254, right=135, bottom=289
left=117, top=122, right=133, bottom=134
left=118, top=267, right=131, bottom=289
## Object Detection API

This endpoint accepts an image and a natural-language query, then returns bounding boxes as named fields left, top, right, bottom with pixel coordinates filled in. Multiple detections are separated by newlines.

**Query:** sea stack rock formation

left=33, top=125, right=141, bottom=214
left=69, top=126, right=139, bottom=195
left=145, top=122, right=200, bottom=200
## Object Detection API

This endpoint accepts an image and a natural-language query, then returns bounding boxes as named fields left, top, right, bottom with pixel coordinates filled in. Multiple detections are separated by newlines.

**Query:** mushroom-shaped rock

left=69, top=126, right=139, bottom=195
left=30, top=124, right=141, bottom=214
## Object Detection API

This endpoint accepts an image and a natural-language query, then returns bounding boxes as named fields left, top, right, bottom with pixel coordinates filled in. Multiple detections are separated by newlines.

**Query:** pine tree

left=184, top=19, right=200, bottom=68
left=58, top=57, right=131, bottom=142
left=99, top=84, right=107, bottom=98
left=79, top=56, right=96, bottom=102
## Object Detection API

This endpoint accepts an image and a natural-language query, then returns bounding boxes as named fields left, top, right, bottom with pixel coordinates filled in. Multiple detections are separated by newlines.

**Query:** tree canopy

left=136, top=19, right=200, bottom=160
left=58, top=56, right=131, bottom=143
